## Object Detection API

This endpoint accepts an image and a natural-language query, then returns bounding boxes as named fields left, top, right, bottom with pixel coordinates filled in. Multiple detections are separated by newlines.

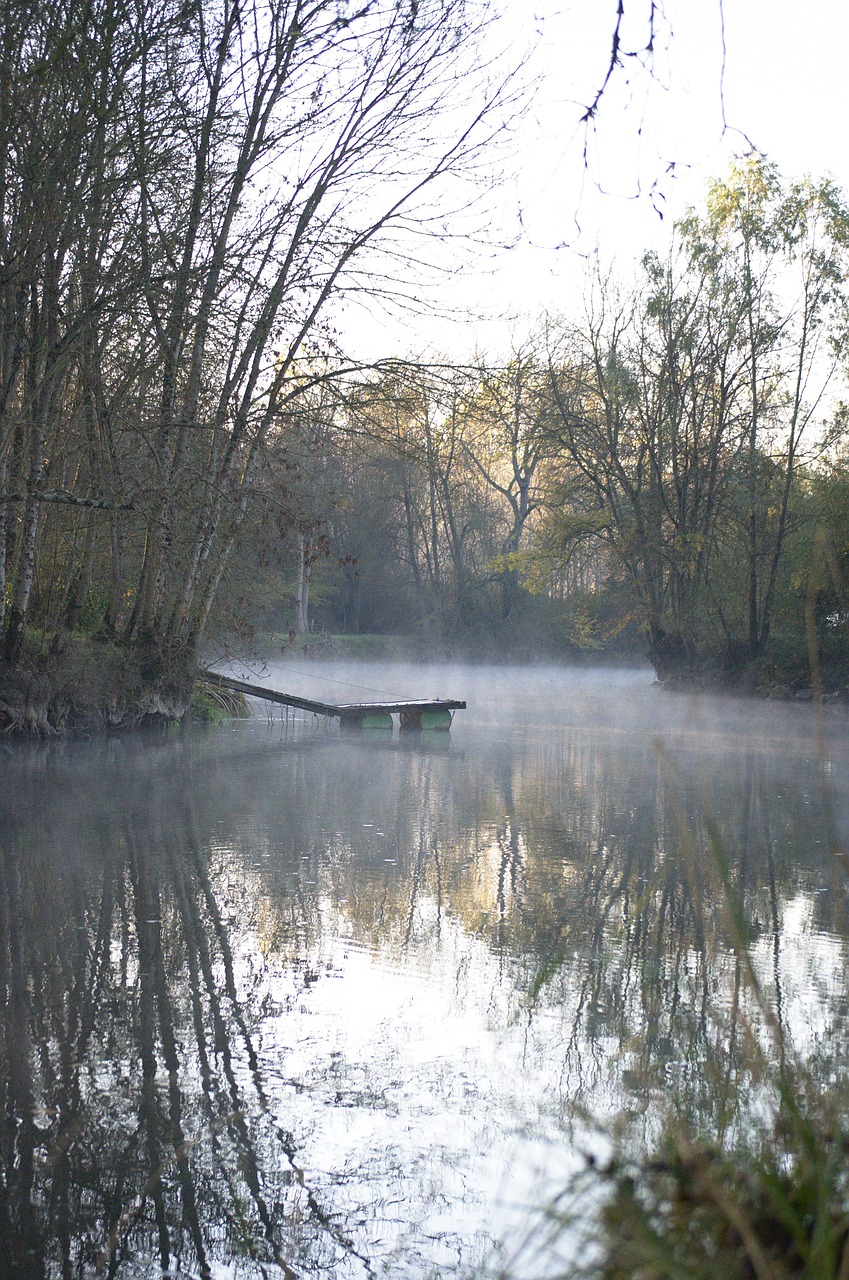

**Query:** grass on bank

left=545, top=1084, right=849, bottom=1280
left=272, top=631, right=424, bottom=661
left=510, top=974, right=849, bottom=1278
left=189, top=679, right=251, bottom=722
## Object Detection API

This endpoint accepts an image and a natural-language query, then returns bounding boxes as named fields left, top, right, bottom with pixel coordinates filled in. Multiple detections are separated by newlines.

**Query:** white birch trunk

left=295, top=533, right=311, bottom=635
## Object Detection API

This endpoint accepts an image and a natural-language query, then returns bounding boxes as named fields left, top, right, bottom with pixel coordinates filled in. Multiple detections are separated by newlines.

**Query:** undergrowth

left=554, top=1082, right=849, bottom=1280
left=190, top=680, right=250, bottom=722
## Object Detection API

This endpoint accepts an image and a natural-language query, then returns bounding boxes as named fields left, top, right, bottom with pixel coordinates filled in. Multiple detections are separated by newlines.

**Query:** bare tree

left=546, top=255, right=750, bottom=678
left=544, top=162, right=849, bottom=682
left=0, top=0, right=513, bottom=671
left=678, top=157, right=849, bottom=661
left=461, top=342, right=557, bottom=617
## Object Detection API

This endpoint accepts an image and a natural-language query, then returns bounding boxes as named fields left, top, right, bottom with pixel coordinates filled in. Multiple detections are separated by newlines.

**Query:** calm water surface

left=1, top=662, right=848, bottom=1278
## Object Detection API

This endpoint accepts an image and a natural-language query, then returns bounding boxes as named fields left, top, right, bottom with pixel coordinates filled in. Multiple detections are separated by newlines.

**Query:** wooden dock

left=202, top=671, right=465, bottom=730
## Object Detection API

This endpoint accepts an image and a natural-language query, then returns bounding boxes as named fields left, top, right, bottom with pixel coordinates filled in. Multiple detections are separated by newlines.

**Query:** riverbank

left=270, top=629, right=650, bottom=668
left=274, top=631, right=848, bottom=704
left=0, top=634, right=201, bottom=735
left=1, top=626, right=844, bottom=736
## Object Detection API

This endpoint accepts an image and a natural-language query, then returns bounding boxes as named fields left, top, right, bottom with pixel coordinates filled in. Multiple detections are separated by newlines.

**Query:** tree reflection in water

left=0, top=742, right=371, bottom=1279
left=0, top=691, right=847, bottom=1277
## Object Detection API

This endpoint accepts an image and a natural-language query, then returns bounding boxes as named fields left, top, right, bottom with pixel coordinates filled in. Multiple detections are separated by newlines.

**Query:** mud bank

left=0, top=638, right=196, bottom=736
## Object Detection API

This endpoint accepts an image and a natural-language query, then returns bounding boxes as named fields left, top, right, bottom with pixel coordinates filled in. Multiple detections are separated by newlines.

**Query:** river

left=1, top=662, right=848, bottom=1278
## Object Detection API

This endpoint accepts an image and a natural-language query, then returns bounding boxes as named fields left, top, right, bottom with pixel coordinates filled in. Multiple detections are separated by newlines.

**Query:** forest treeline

left=257, top=158, right=849, bottom=689
left=0, top=0, right=507, bottom=728
left=0, top=0, right=848, bottom=729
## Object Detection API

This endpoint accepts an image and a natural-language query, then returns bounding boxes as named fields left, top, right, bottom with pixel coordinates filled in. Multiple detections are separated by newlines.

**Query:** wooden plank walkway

left=202, top=671, right=465, bottom=729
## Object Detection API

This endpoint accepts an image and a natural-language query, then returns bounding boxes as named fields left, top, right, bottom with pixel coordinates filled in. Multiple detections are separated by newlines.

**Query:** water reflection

left=1, top=666, right=848, bottom=1277
left=0, top=756, right=341, bottom=1277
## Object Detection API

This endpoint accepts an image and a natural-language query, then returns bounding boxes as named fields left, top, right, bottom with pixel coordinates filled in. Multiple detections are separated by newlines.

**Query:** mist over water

left=1, top=662, right=848, bottom=1277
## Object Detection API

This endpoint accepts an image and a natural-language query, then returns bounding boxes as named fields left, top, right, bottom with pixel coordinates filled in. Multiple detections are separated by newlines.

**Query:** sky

left=340, top=0, right=849, bottom=360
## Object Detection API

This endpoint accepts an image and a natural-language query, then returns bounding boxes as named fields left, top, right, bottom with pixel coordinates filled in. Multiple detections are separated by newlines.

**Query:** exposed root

left=0, top=642, right=193, bottom=738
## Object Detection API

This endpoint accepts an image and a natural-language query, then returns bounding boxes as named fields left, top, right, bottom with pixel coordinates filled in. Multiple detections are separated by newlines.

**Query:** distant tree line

left=256, top=160, right=849, bottom=687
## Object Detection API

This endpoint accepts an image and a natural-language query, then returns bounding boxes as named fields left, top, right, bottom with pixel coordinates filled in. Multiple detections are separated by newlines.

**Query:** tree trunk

left=295, top=533, right=311, bottom=635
